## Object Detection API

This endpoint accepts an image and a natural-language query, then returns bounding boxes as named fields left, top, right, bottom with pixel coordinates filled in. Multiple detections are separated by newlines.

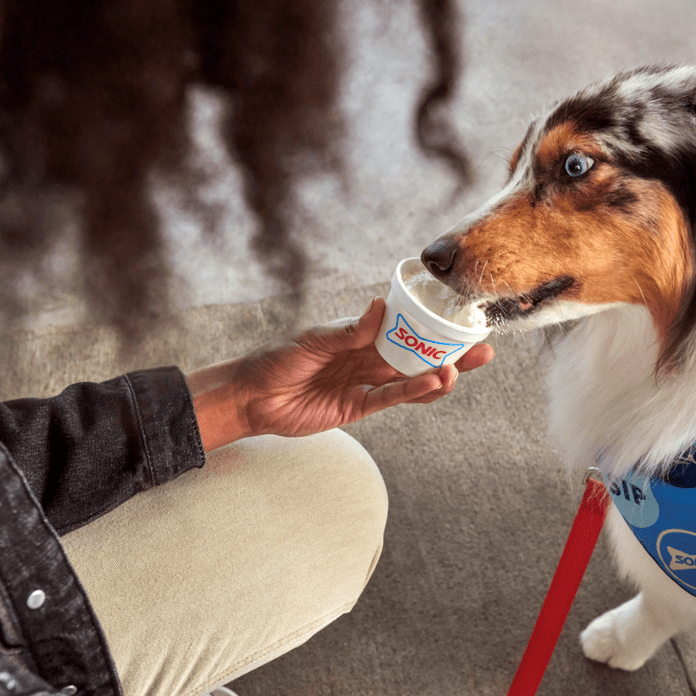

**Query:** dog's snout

left=421, top=239, right=459, bottom=280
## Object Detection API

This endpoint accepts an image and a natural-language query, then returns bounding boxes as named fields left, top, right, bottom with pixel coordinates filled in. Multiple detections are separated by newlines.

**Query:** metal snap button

left=60, top=686, right=77, bottom=695
left=26, top=589, right=46, bottom=609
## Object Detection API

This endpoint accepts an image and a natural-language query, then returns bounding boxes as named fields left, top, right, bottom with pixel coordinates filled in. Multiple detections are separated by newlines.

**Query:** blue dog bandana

left=601, top=446, right=696, bottom=597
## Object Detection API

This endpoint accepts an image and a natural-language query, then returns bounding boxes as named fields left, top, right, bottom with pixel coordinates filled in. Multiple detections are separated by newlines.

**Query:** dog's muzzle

left=421, top=235, right=575, bottom=326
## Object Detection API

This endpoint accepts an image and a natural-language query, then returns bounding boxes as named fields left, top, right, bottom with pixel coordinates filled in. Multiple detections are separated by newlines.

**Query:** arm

left=0, top=298, right=492, bottom=533
left=188, top=297, right=494, bottom=453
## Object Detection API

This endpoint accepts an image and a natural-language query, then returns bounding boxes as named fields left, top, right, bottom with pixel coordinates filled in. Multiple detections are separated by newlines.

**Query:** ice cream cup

left=375, top=257, right=491, bottom=377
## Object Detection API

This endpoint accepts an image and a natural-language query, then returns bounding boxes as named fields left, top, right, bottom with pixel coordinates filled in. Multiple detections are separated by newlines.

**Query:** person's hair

left=0, top=0, right=468, bottom=337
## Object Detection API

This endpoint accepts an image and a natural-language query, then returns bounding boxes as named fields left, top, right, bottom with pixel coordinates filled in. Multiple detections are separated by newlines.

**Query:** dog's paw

left=580, top=598, right=659, bottom=671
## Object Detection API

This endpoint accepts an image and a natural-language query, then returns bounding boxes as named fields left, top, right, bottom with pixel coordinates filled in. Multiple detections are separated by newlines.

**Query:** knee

left=304, top=430, right=388, bottom=600
left=308, top=428, right=388, bottom=515
left=293, top=428, right=389, bottom=589
left=208, top=427, right=388, bottom=597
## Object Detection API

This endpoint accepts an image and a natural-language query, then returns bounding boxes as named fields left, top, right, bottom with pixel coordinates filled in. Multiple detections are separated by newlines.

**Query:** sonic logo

left=386, top=314, right=466, bottom=368
left=666, top=546, right=696, bottom=571
left=391, top=326, right=448, bottom=360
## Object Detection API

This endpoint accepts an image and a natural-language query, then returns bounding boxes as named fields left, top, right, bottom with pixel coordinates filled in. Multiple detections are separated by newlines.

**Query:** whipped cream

left=403, top=269, right=487, bottom=329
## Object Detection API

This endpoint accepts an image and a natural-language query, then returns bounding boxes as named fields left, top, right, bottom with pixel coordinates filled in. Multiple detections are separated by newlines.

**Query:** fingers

left=402, top=345, right=494, bottom=405
left=438, top=363, right=459, bottom=391
left=455, top=343, right=495, bottom=372
left=404, top=364, right=458, bottom=404
left=361, top=336, right=496, bottom=413
left=362, top=369, right=444, bottom=415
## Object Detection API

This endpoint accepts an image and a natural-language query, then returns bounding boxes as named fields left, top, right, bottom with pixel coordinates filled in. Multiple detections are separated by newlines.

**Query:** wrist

left=187, top=361, right=251, bottom=452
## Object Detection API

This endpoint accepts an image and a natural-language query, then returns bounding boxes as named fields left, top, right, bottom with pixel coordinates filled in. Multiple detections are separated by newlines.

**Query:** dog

left=421, top=64, right=696, bottom=671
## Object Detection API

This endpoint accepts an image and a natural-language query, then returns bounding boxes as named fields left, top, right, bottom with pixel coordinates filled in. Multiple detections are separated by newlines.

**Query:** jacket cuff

left=123, top=367, right=206, bottom=486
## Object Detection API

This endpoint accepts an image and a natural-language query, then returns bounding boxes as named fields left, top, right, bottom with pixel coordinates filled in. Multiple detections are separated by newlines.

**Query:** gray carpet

left=5, top=284, right=696, bottom=695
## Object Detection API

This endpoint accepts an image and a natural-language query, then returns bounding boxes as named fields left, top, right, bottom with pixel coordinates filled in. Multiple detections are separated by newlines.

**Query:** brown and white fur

left=422, top=65, right=696, bottom=670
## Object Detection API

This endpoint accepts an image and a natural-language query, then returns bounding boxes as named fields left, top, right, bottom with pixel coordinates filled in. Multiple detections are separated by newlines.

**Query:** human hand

left=190, top=297, right=494, bottom=451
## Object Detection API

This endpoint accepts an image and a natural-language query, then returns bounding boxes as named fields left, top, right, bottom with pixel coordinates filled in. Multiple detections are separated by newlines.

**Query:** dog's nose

left=421, top=238, right=459, bottom=280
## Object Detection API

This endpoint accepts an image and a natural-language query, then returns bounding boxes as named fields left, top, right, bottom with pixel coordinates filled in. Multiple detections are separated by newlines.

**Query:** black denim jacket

left=0, top=367, right=206, bottom=696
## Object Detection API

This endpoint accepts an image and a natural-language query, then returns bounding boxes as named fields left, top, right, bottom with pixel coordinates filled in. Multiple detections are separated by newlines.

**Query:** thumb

left=309, top=297, right=386, bottom=350
left=304, top=297, right=386, bottom=353
left=341, top=296, right=386, bottom=349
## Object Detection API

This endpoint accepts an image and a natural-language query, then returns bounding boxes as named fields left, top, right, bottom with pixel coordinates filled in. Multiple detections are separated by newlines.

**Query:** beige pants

left=61, top=429, right=388, bottom=696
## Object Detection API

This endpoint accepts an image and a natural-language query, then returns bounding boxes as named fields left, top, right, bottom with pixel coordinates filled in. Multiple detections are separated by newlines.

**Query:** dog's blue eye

left=565, top=153, right=594, bottom=177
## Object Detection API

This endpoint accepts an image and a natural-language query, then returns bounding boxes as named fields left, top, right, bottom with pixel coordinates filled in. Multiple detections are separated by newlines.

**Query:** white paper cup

left=375, top=258, right=491, bottom=377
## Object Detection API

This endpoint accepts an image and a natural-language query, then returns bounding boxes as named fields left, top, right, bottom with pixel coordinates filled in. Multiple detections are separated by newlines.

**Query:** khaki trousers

left=61, top=429, right=388, bottom=696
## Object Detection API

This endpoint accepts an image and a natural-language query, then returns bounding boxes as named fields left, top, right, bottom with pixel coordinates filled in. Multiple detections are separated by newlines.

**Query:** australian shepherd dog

left=422, top=65, right=696, bottom=670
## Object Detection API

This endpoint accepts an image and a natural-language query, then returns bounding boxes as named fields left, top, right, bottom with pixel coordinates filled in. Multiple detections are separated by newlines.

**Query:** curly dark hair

left=0, top=0, right=468, bottom=338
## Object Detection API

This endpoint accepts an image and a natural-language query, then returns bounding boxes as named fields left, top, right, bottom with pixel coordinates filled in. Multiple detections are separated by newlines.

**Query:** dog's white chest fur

left=541, top=305, right=696, bottom=478
left=539, top=304, right=696, bottom=669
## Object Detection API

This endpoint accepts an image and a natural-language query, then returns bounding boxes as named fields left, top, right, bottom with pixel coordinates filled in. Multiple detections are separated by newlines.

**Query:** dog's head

left=422, top=65, right=696, bottom=374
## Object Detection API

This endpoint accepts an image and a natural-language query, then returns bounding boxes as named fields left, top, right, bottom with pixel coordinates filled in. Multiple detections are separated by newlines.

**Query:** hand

left=190, top=297, right=494, bottom=451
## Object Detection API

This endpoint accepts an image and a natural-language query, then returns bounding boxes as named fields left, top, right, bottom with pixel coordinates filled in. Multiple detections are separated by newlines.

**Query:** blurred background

left=27, top=0, right=696, bottom=331
left=8, top=1, right=696, bottom=694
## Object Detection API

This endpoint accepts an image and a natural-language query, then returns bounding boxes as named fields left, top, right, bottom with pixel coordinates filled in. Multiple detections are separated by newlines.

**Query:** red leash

left=506, top=472, right=610, bottom=696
